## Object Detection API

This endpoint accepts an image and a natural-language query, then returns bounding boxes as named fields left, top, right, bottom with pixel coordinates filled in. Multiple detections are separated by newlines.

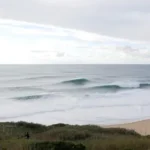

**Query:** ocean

left=0, top=65, right=150, bottom=125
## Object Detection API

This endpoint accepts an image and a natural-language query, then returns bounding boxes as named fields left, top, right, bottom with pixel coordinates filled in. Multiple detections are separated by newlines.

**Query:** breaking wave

left=88, top=83, right=150, bottom=92
left=62, top=78, right=90, bottom=85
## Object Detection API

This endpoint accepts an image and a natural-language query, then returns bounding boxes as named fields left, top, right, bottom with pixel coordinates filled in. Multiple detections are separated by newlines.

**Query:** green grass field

left=0, top=121, right=150, bottom=150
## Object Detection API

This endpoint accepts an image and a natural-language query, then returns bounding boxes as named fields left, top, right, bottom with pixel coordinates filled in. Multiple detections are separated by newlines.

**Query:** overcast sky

left=0, top=0, right=150, bottom=64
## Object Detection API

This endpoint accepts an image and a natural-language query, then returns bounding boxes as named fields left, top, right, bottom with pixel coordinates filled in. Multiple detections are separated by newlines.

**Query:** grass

left=0, top=121, right=149, bottom=150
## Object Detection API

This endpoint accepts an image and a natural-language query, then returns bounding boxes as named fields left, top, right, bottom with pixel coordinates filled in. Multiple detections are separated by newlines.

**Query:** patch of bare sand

left=104, top=119, right=150, bottom=135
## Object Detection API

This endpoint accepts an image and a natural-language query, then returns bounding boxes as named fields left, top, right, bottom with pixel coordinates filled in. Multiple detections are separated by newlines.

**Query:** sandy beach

left=105, top=119, right=150, bottom=135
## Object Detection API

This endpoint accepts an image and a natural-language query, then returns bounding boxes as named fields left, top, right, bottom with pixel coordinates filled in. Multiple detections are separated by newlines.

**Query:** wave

left=26, top=75, right=58, bottom=80
left=139, top=83, right=150, bottom=88
left=2, top=75, right=59, bottom=82
left=0, top=86, right=46, bottom=92
left=8, top=86, right=44, bottom=91
left=88, top=83, right=150, bottom=92
left=90, top=85, right=123, bottom=90
left=13, top=94, right=51, bottom=100
left=62, top=78, right=90, bottom=85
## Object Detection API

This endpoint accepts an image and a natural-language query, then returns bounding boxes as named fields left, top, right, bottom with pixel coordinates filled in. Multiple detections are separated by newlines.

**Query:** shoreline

left=104, top=119, right=150, bottom=135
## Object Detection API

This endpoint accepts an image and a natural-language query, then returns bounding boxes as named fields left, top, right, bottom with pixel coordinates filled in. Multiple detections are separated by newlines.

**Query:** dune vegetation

left=0, top=121, right=150, bottom=150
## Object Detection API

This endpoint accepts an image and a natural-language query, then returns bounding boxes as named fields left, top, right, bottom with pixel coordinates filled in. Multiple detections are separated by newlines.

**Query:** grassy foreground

left=0, top=121, right=150, bottom=150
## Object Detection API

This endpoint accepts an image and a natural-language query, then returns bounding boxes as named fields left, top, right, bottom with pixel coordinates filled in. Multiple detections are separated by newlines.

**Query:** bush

left=30, top=141, right=86, bottom=150
left=59, top=130, right=91, bottom=141
left=16, top=121, right=47, bottom=133
left=49, top=123, right=68, bottom=128
left=17, top=122, right=46, bottom=129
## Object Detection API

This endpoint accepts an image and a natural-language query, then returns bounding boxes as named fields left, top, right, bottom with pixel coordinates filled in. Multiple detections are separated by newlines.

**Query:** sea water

left=0, top=65, right=150, bottom=125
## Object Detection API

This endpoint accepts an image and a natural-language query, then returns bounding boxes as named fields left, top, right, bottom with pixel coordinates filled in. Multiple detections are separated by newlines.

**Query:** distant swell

left=88, top=83, right=150, bottom=92
left=13, top=94, right=51, bottom=100
left=62, top=78, right=89, bottom=85
left=91, top=85, right=122, bottom=90
left=139, top=83, right=150, bottom=88
left=26, top=75, right=58, bottom=80
left=8, top=86, right=44, bottom=91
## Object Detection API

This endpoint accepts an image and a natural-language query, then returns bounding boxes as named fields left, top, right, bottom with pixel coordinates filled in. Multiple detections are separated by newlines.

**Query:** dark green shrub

left=16, top=121, right=47, bottom=133
left=59, top=130, right=91, bottom=141
left=49, top=123, right=68, bottom=128
left=30, top=141, right=86, bottom=150
left=17, top=121, right=46, bottom=129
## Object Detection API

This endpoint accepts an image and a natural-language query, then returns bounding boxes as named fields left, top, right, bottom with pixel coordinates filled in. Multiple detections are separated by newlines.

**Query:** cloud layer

left=0, top=19, right=149, bottom=64
left=0, top=0, right=150, bottom=41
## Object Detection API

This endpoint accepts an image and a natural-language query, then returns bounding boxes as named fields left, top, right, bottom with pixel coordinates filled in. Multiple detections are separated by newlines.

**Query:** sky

left=0, top=0, right=150, bottom=64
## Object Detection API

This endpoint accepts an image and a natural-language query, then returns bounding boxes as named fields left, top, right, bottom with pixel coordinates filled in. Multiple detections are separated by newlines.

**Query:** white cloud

left=56, top=52, right=65, bottom=57
left=0, top=19, right=150, bottom=64
left=118, top=46, right=150, bottom=59
left=0, top=0, right=150, bottom=41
